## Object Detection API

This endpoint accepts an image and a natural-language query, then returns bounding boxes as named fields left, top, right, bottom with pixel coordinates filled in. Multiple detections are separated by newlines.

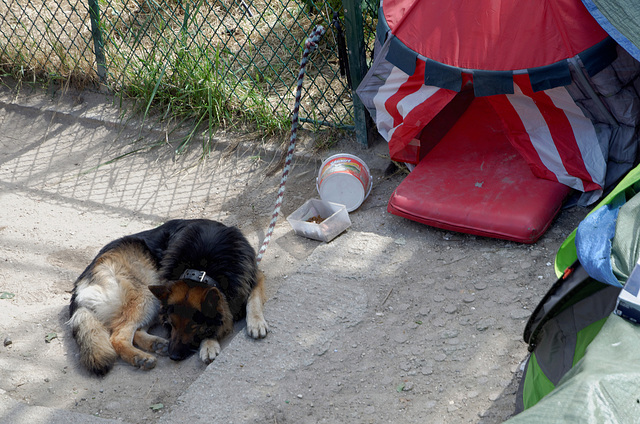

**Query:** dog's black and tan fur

left=68, top=219, right=267, bottom=375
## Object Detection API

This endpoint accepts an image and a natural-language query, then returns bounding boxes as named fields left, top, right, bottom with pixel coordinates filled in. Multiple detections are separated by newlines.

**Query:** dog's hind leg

left=109, top=289, right=163, bottom=370
left=246, top=270, right=268, bottom=339
left=134, top=329, right=168, bottom=356
left=111, top=324, right=159, bottom=370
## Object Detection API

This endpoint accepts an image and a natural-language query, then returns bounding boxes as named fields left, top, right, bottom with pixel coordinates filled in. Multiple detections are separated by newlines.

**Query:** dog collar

left=180, top=269, right=217, bottom=287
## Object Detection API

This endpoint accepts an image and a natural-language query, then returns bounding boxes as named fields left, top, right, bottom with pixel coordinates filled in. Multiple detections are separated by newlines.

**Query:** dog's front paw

left=133, top=354, right=157, bottom=370
left=152, top=338, right=169, bottom=356
left=246, top=317, right=268, bottom=339
left=199, top=339, right=221, bottom=364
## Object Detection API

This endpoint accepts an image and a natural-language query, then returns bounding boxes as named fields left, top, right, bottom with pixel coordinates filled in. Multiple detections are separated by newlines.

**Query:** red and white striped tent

left=357, top=0, right=640, bottom=208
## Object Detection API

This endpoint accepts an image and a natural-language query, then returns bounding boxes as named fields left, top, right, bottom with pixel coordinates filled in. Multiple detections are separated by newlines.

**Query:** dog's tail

left=68, top=307, right=117, bottom=376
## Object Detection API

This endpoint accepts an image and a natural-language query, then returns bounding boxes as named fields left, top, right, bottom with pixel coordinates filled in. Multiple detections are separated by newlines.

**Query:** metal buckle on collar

left=180, top=269, right=216, bottom=286
left=196, top=270, right=207, bottom=282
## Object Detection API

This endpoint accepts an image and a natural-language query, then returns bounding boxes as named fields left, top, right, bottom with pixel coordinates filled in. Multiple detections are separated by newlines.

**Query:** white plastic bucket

left=316, top=153, right=372, bottom=212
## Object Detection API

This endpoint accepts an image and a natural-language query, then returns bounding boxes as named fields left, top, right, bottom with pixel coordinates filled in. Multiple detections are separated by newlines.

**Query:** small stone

left=443, top=345, right=459, bottom=353
left=444, top=304, right=458, bottom=314
left=474, top=282, right=488, bottom=290
left=434, top=353, right=447, bottom=362
left=459, top=316, right=475, bottom=326
left=3, top=337, right=11, bottom=347
left=392, top=332, right=409, bottom=344
left=440, top=330, right=459, bottom=339
left=421, top=367, right=433, bottom=376
left=402, top=382, right=414, bottom=391
left=510, top=309, right=532, bottom=320
left=476, top=318, right=495, bottom=331
left=418, top=307, right=431, bottom=317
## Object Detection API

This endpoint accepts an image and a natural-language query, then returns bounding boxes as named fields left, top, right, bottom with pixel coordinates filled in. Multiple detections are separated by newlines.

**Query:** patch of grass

left=312, top=127, right=345, bottom=151
left=121, top=32, right=290, bottom=154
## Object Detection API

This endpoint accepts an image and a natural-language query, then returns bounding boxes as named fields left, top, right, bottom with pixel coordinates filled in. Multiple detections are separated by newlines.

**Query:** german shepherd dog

left=68, top=219, right=268, bottom=375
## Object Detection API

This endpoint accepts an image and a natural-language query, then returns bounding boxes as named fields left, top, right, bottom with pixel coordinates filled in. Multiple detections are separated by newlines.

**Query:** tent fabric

left=559, top=167, right=640, bottom=287
left=376, top=0, right=611, bottom=96
left=515, top=260, right=620, bottom=412
left=572, top=180, right=640, bottom=286
left=357, top=0, right=640, bottom=209
left=581, top=0, right=640, bottom=61
left=566, top=44, right=640, bottom=188
left=517, top=170, right=640, bottom=417
left=358, top=44, right=609, bottom=196
left=382, top=0, right=609, bottom=72
left=575, top=193, right=625, bottom=287
left=514, top=165, right=640, bottom=418
left=611, top=192, right=640, bottom=281
left=363, top=39, right=459, bottom=163
left=508, top=315, right=640, bottom=423
left=555, top=164, right=640, bottom=277
left=486, top=73, right=606, bottom=198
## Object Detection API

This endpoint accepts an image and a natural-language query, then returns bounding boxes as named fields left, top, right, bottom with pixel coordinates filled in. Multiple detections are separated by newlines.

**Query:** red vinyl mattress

left=387, top=98, right=571, bottom=243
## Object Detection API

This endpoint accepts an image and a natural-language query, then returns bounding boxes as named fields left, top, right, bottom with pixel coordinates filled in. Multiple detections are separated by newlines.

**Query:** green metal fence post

left=342, top=0, right=371, bottom=147
left=88, top=0, right=107, bottom=82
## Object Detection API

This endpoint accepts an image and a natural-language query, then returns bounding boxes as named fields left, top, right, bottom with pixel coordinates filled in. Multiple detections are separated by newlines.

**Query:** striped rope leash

left=256, top=25, right=326, bottom=265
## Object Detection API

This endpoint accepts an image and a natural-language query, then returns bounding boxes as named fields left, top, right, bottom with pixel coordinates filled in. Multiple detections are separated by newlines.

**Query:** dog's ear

left=149, top=285, right=170, bottom=301
left=202, top=288, right=221, bottom=317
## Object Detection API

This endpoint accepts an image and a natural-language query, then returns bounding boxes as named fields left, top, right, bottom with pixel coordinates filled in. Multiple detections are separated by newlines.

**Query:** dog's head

left=149, top=280, right=233, bottom=361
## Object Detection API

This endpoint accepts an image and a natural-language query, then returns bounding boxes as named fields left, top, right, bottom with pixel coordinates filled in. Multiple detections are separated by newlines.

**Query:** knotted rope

left=256, top=25, right=326, bottom=264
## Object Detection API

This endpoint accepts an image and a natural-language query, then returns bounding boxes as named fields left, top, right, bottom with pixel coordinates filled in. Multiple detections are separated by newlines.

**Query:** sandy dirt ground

left=0, top=82, right=590, bottom=423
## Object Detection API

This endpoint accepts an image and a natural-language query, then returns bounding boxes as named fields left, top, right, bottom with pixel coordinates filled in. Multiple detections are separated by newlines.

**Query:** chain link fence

left=0, top=0, right=377, bottom=133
